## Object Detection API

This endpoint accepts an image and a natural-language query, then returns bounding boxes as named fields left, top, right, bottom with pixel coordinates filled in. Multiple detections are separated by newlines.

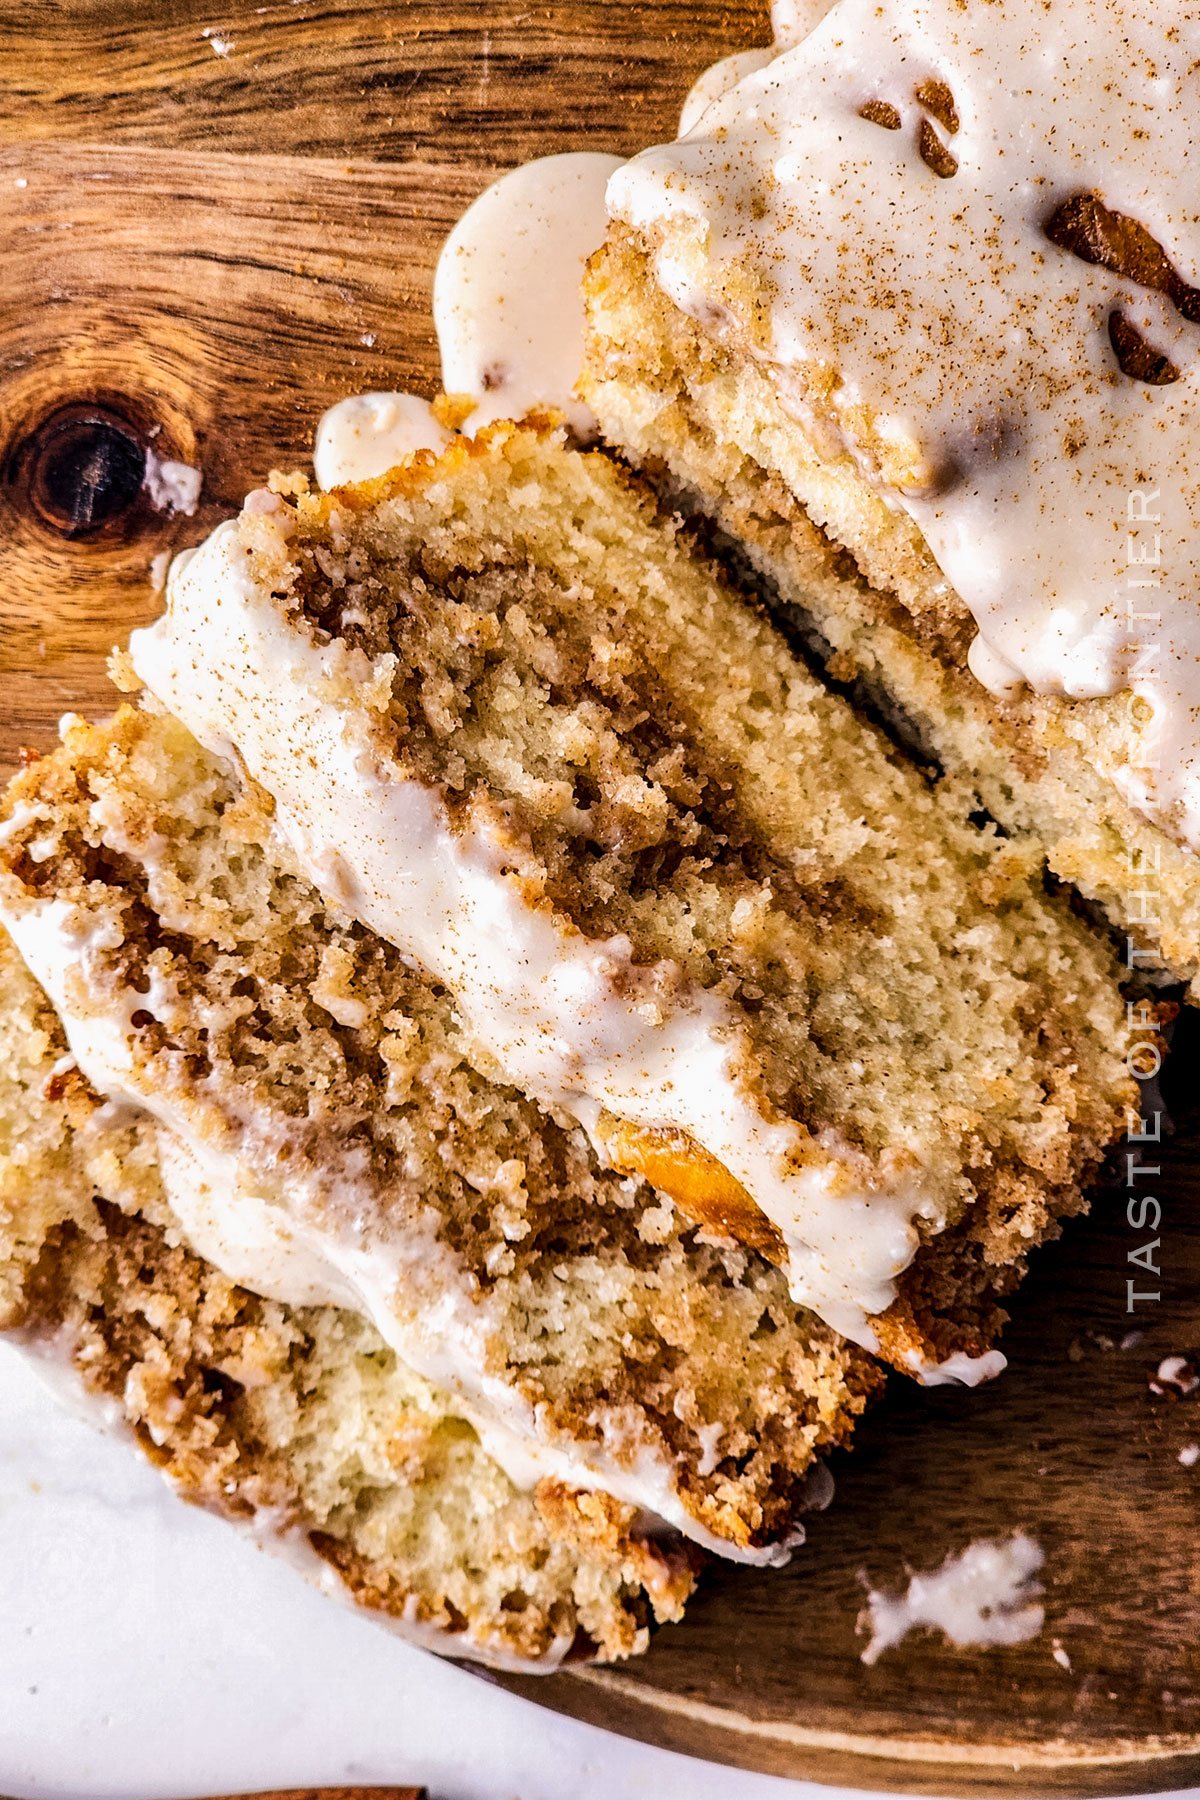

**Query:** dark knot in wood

left=9, top=404, right=148, bottom=539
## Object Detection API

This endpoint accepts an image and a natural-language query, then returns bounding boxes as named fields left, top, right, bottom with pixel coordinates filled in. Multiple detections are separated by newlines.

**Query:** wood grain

left=0, top=140, right=472, bottom=753
left=4, top=4, right=1200, bottom=1794
left=0, top=1, right=758, bottom=162
left=493, top=1018, right=1200, bottom=1794
left=0, top=0, right=760, bottom=773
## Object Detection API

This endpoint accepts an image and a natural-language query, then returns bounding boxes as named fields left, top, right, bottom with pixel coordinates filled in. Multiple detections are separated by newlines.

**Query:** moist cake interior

left=123, top=424, right=1136, bottom=1372
left=0, top=705, right=879, bottom=1562
left=0, top=925, right=696, bottom=1668
left=583, top=0, right=1200, bottom=995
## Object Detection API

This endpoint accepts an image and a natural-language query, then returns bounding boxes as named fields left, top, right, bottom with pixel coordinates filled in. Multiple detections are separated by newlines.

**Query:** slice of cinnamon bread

left=0, top=925, right=696, bottom=1668
left=0, top=706, right=876, bottom=1563
left=119, top=423, right=1136, bottom=1376
left=582, top=0, right=1200, bottom=994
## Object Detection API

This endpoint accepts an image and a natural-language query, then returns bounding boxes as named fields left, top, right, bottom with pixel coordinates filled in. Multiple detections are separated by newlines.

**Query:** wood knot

left=9, top=403, right=148, bottom=539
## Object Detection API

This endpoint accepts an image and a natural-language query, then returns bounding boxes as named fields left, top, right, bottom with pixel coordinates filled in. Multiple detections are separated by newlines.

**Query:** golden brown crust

left=594, top=1111, right=784, bottom=1257
left=0, top=928, right=697, bottom=1667
left=228, top=417, right=1135, bottom=1374
left=534, top=1481, right=702, bottom=1628
left=582, top=222, right=1200, bottom=995
left=0, top=706, right=874, bottom=1549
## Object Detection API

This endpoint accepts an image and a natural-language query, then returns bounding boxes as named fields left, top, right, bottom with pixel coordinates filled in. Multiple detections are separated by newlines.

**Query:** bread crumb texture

left=581, top=225, right=1200, bottom=995
left=0, top=924, right=697, bottom=1667
left=219, top=421, right=1135, bottom=1367
left=0, top=707, right=878, bottom=1559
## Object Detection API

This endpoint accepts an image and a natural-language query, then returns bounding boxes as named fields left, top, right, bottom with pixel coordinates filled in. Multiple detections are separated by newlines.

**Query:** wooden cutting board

left=2, top=4, right=1199, bottom=1793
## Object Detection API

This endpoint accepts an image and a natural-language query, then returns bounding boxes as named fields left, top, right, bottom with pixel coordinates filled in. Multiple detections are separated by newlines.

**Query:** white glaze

left=153, top=1132, right=356, bottom=1312
left=1155, top=1354, right=1199, bottom=1395
left=966, top=633, right=1026, bottom=702
left=679, top=50, right=775, bottom=138
left=611, top=0, right=1200, bottom=850
left=143, top=447, right=202, bottom=517
left=128, top=515, right=955, bottom=1348
left=861, top=1533, right=1045, bottom=1666
left=312, top=154, right=625, bottom=488
left=434, top=152, right=625, bottom=437
left=769, top=0, right=836, bottom=47
left=678, top=0, right=834, bottom=137
left=0, top=893, right=786, bottom=1565
left=313, top=392, right=452, bottom=490
left=905, top=1347, right=1008, bottom=1389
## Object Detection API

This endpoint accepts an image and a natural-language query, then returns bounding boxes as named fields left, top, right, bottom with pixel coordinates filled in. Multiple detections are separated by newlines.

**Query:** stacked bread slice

left=0, top=925, right=707, bottom=1667
left=581, top=0, right=1200, bottom=995
left=121, top=424, right=1135, bottom=1370
left=0, top=702, right=877, bottom=1665
left=0, top=422, right=1138, bottom=1665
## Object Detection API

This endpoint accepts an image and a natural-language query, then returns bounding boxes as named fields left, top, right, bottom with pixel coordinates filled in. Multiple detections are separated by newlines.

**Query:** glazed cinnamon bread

left=583, top=0, right=1200, bottom=994
left=0, top=706, right=876, bottom=1562
left=120, top=423, right=1136, bottom=1378
left=0, top=926, right=696, bottom=1668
